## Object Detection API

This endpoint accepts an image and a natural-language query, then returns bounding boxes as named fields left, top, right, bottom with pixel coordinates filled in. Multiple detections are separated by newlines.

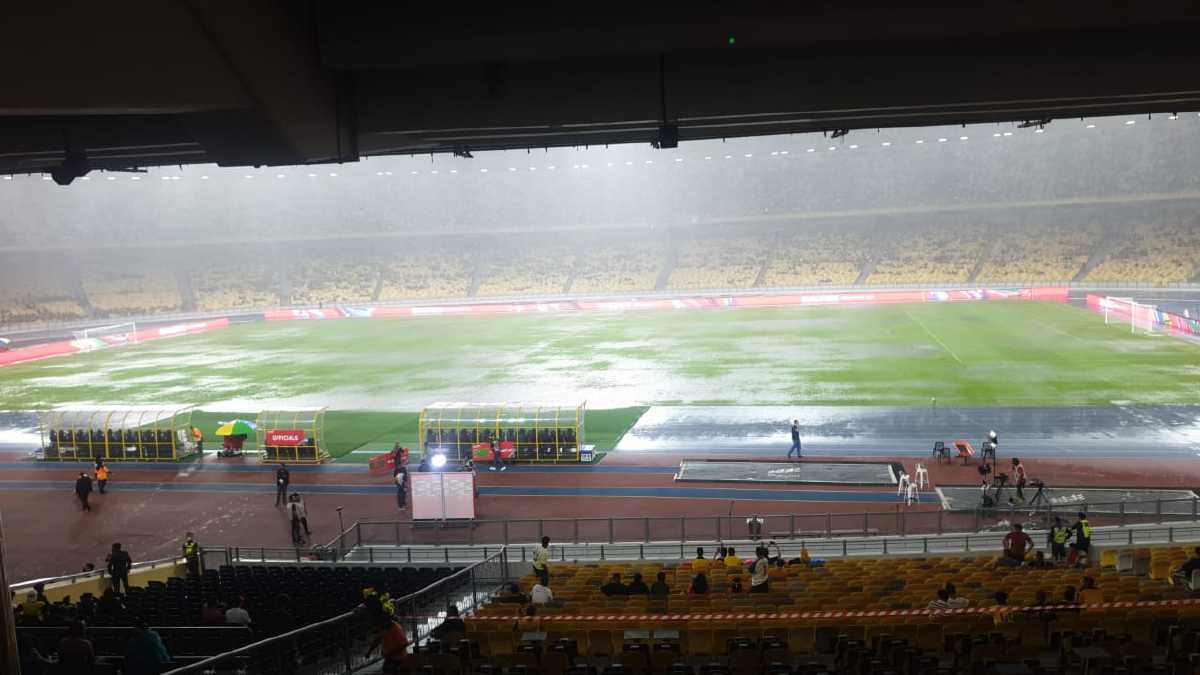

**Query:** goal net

left=1102, top=297, right=1161, bottom=335
left=72, top=322, right=138, bottom=350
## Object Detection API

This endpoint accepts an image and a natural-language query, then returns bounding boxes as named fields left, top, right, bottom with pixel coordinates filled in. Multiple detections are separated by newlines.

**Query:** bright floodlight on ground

left=431, top=452, right=447, bottom=469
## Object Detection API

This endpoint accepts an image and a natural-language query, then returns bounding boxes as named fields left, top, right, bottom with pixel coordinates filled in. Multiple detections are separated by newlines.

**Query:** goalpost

left=72, top=322, right=138, bottom=350
left=1103, top=297, right=1161, bottom=335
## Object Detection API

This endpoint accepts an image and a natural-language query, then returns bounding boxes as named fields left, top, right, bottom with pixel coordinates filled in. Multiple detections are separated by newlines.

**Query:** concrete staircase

left=967, top=240, right=996, bottom=283
left=1073, top=230, right=1125, bottom=282
left=370, top=266, right=385, bottom=302
left=854, top=259, right=876, bottom=285
left=176, top=269, right=196, bottom=312
left=654, top=238, right=681, bottom=291
left=753, top=233, right=780, bottom=287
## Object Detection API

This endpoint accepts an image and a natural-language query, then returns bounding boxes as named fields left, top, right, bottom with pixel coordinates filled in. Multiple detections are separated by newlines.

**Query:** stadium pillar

left=0, top=511, right=20, bottom=675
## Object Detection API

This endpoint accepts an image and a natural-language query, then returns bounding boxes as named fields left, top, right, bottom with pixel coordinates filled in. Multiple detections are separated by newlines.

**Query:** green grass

left=2, top=301, right=1199, bottom=455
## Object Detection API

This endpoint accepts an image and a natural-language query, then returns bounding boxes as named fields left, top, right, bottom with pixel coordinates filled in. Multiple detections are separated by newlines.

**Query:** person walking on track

left=287, top=495, right=305, bottom=545
left=94, top=460, right=110, bottom=494
left=788, top=419, right=803, bottom=459
left=275, top=464, right=290, bottom=506
left=394, top=465, right=408, bottom=509
left=75, top=472, right=94, bottom=511
left=294, top=493, right=312, bottom=536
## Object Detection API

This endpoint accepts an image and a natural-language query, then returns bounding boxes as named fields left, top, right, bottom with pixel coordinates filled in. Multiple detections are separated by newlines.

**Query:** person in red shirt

left=369, top=617, right=409, bottom=673
left=999, top=523, right=1034, bottom=567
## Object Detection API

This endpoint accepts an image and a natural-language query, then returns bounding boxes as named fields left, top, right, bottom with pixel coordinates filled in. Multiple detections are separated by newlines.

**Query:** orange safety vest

left=192, top=427, right=203, bottom=442
left=95, top=466, right=110, bottom=480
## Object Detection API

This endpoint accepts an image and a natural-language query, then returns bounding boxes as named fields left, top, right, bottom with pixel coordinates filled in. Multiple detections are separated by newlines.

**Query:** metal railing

left=313, top=496, right=1200, bottom=552
left=287, top=521, right=1200, bottom=568
left=9, top=554, right=183, bottom=591
left=162, top=546, right=508, bottom=675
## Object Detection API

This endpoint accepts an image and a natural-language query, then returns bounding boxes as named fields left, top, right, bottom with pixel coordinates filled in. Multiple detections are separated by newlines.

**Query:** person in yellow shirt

left=724, top=547, right=743, bottom=569
left=94, top=460, right=111, bottom=494
left=19, top=591, right=46, bottom=622
left=691, top=547, right=711, bottom=575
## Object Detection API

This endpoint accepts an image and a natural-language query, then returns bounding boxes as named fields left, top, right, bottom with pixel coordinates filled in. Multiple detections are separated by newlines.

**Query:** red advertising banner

left=265, top=429, right=305, bottom=446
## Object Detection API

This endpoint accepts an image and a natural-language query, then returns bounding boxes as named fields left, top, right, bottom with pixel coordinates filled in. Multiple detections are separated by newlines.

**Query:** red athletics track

left=0, top=450, right=1192, bottom=582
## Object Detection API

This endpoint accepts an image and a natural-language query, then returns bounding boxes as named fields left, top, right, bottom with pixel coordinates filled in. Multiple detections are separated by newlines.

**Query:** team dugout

left=419, top=402, right=585, bottom=463
left=40, top=405, right=198, bottom=462
left=255, top=407, right=327, bottom=463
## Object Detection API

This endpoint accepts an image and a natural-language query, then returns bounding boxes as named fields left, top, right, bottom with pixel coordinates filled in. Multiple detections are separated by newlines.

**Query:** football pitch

left=1, top=300, right=1198, bottom=459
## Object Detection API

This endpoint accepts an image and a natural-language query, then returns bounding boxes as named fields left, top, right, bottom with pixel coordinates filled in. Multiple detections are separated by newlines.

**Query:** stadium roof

left=4, top=2, right=1200, bottom=182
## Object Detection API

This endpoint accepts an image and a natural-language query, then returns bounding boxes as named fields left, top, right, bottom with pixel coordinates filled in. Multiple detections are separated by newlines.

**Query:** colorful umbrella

left=215, top=419, right=257, bottom=436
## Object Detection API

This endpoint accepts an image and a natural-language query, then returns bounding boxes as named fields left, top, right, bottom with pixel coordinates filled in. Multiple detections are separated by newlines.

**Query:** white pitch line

left=906, top=310, right=964, bottom=366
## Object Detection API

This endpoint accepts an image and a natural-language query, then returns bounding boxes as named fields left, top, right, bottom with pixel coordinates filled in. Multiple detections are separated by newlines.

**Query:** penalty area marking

left=905, top=310, right=964, bottom=366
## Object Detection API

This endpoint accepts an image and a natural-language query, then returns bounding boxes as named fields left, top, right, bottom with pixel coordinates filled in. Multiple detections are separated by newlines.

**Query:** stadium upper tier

left=2, top=217, right=1199, bottom=326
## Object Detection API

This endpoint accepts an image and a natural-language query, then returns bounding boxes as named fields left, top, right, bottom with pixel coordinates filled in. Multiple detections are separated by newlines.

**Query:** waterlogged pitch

left=2, top=301, right=1198, bottom=411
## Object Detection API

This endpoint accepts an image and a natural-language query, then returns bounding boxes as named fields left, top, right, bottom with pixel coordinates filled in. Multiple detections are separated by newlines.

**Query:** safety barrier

left=162, top=546, right=509, bottom=675
left=193, top=521, right=1200, bottom=570
left=312, top=496, right=1200, bottom=554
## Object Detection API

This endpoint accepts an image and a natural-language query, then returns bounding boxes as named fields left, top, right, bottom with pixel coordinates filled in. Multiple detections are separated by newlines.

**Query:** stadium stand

left=12, top=215, right=1200, bottom=327
left=444, top=546, right=1197, bottom=674
left=976, top=223, right=1099, bottom=283
left=82, top=270, right=182, bottom=317
left=476, top=238, right=576, bottom=297
left=1087, top=220, right=1200, bottom=285
left=288, top=261, right=379, bottom=305
left=0, top=256, right=88, bottom=325
left=193, top=263, right=280, bottom=312
left=14, top=563, right=461, bottom=673
left=867, top=224, right=989, bottom=284
left=569, top=235, right=666, bottom=294
left=668, top=234, right=770, bottom=290
left=377, top=246, right=472, bottom=301
left=763, top=230, right=869, bottom=286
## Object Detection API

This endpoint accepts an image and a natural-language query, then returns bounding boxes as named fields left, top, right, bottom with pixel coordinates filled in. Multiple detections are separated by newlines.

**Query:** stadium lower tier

left=447, top=548, right=1198, bottom=673
left=3, top=215, right=1200, bottom=327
